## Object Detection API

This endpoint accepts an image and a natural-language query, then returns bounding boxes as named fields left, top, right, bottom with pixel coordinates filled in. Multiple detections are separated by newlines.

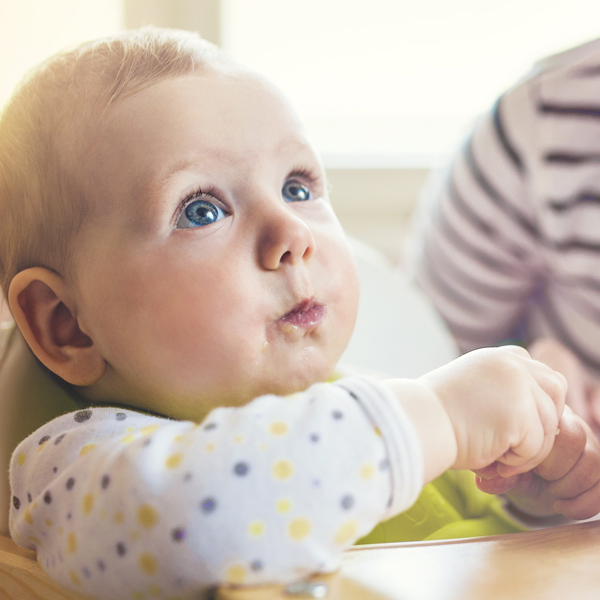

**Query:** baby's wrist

left=384, top=379, right=458, bottom=484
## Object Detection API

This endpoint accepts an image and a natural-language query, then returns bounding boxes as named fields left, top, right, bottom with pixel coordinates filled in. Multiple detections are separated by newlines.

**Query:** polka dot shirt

left=9, top=376, right=423, bottom=599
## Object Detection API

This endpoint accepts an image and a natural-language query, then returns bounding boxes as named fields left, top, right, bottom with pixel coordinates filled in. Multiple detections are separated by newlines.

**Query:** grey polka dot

left=115, top=412, right=127, bottom=421
left=43, top=491, right=52, bottom=504
left=312, top=479, right=321, bottom=487
left=12, top=496, right=20, bottom=510
left=233, top=462, right=249, bottom=476
left=27, top=493, right=32, bottom=503
left=54, top=433, right=67, bottom=445
left=74, top=410, right=92, bottom=423
left=379, top=459, right=389, bottom=471
left=52, top=467, right=58, bottom=473
left=332, top=410, right=343, bottom=420
left=347, top=390, right=359, bottom=401
left=250, top=559, right=263, bottom=572
left=204, top=422, right=217, bottom=431
left=172, top=527, right=186, bottom=542
left=38, top=435, right=50, bottom=445
left=67, top=512, right=72, bottom=520
left=97, top=559, right=106, bottom=572
left=66, top=478, right=75, bottom=490
left=200, top=497, right=216, bottom=513
left=183, top=472, right=193, bottom=482
left=101, top=475, right=111, bottom=490
left=116, top=542, right=127, bottom=557
left=309, top=433, right=320, bottom=443
left=142, top=438, right=152, bottom=447
left=340, top=494, right=354, bottom=510
left=82, top=566, right=92, bottom=578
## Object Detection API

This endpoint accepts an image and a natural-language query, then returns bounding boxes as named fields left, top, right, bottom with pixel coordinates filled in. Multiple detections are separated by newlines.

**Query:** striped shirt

left=408, top=38, right=600, bottom=376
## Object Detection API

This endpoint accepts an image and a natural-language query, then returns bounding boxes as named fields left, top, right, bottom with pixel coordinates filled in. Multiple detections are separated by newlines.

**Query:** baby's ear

left=8, top=267, right=106, bottom=386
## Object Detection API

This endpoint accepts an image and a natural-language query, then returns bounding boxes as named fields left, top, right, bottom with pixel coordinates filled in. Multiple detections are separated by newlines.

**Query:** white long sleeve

left=9, top=376, right=423, bottom=599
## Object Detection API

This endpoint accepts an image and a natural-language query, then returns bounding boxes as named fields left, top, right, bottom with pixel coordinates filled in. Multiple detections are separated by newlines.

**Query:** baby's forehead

left=70, top=69, right=317, bottom=221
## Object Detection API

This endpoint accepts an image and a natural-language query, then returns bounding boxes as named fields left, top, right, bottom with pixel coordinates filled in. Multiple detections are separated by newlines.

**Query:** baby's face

left=70, top=68, right=360, bottom=420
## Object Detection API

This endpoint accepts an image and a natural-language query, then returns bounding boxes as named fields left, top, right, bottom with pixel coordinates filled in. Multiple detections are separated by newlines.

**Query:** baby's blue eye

left=176, top=199, right=226, bottom=228
left=282, top=180, right=311, bottom=202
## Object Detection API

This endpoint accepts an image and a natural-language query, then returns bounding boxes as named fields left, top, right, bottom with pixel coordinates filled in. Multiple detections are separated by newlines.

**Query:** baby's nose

left=258, top=209, right=316, bottom=270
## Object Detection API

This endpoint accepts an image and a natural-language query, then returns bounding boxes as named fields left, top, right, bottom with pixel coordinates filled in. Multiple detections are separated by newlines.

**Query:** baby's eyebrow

left=153, top=158, right=202, bottom=196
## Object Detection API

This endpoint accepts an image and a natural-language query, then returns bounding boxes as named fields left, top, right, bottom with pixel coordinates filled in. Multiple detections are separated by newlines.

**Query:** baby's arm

left=9, top=376, right=426, bottom=599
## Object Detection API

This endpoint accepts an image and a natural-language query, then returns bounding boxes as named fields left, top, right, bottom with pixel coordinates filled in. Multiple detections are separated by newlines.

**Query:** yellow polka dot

left=131, top=592, right=145, bottom=600
left=99, top=509, right=108, bottom=520
left=57, top=526, right=64, bottom=535
left=68, top=532, right=77, bottom=554
left=45, top=518, right=53, bottom=528
left=205, top=443, right=215, bottom=453
left=165, top=453, right=183, bottom=469
left=28, top=536, right=42, bottom=546
left=258, top=443, right=268, bottom=452
left=174, top=434, right=185, bottom=443
left=334, top=521, right=358, bottom=545
left=276, top=498, right=293, bottom=514
left=141, top=424, right=160, bottom=435
left=137, top=504, right=160, bottom=529
left=234, top=435, right=245, bottom=444
left=17, top=453, right=26, bottom=466
left=360, top=463, right=375, bottom=480
left=121, top=434, right=136, bottom=444
left=69, top=570, right=81, bottom=586
left=288, top=517, right=311, bottom=540
left=269, top=421, right=288, bottom=436
left=373, top=427, right=382, bottom=437
left=272, top=459, right=294, bottom=480
left=114, top=511, right=125, bottom=524
left=23, top=507, right=33, bottom=525
left=126, top=427, right=135, bottom=432
left=32, top=502, right=38, bottom=511
left=139, top=552, right=159, bottom=575
left=79, top=443, right=97, bottom=457
left=248, top=520, right=266, bottom=538
left=82, top=494, right=94, bottom=515
left=224, top=563, right=247, bottom=584
left=148, top=585, right=163, bottom=597
left=37, top=441, right=48, bottom=453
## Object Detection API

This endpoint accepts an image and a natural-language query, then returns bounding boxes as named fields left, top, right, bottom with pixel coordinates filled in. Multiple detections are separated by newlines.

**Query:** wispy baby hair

left=0, top=26, right=226, bottom=298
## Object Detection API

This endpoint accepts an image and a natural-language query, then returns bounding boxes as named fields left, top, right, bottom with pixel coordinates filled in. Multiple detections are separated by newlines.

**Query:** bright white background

left=226, top=0, right=600, bottom=167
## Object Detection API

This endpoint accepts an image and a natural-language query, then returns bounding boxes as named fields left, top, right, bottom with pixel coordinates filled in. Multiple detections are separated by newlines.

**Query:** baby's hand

left=476, top=408, right=600, bottom=520
left=419, top=346, right=567, bottom=475
left=529, top=338, right=600, bottom=438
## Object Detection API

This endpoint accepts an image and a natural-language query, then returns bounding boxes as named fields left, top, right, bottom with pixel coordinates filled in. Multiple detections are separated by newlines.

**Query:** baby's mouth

left=278, top=298, right=326, bottom=331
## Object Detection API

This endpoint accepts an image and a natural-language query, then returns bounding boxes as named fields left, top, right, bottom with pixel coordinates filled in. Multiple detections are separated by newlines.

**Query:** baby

left=0, top=27, right=595, bottom=599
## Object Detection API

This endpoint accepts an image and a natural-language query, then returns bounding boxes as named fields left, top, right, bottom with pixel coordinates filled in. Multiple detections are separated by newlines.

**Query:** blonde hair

left=0, top=27, right=226, bottom=297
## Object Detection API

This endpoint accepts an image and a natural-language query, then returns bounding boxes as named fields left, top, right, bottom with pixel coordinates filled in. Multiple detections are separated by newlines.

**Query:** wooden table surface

left=3, top=520, right=600, bottom=600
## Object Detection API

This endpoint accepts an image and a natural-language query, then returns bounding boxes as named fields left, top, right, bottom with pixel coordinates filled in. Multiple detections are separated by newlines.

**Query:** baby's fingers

left=497, top=383, right=560, bottom=477
left=526, top=358, right=568, bottom=418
